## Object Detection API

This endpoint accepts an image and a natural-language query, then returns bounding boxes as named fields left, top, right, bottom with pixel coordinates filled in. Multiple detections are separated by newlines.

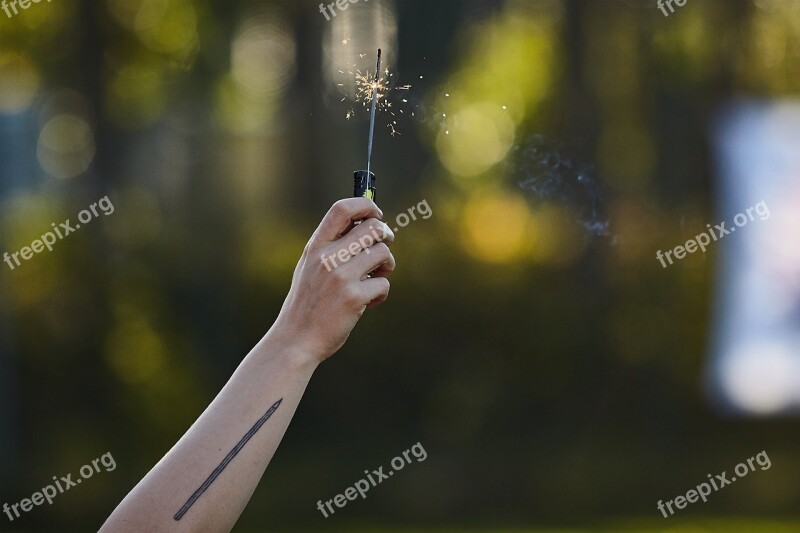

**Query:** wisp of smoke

left=509, top=134, right=610, bottom=237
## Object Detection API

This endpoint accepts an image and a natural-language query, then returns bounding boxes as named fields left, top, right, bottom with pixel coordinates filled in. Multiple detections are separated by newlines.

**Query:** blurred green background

left=1, top=0, right=799, bottom=531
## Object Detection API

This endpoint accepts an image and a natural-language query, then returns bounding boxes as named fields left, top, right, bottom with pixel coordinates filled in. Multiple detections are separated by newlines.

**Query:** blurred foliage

left=1, top=0, right=800, bottom=530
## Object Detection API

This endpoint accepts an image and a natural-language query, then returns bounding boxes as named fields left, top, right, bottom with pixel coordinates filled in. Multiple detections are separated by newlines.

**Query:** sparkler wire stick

left=354, top=48, right=381, bottom=200
left=366, top=48, right=381, bottom=177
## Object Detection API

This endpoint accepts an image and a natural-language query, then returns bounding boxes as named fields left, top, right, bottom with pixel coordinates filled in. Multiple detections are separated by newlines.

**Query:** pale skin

left=100, top=198, right=395, bottom=532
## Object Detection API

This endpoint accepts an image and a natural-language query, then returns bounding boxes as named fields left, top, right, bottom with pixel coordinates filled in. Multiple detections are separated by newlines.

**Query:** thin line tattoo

left=173, top=398, right=283, bottom=521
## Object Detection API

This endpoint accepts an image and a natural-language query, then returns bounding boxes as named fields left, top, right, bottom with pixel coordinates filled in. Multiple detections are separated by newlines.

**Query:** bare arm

left=100, top=198, right=395, bottom=532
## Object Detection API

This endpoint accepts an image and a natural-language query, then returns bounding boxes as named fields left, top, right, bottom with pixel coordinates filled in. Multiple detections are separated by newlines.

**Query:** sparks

left=336, top=56, right=413, bottom=137
left=354, top=70, right=410, bottom=115
left=355, top=71, right=388, bottom=107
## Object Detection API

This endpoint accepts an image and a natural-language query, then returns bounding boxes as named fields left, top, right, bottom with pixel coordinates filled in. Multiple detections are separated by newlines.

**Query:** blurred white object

left=709, top=101, right=800, bottom=416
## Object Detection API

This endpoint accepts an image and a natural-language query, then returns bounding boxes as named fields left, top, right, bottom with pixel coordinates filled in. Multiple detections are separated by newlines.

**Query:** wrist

left=259, top=323, right=323, bottom=374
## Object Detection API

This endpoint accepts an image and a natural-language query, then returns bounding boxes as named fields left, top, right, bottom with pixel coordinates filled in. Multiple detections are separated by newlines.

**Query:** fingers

left=316, top=217, right=394, bottom=275
left=314, top=198, right=383, bottom=243
left=341, top=219, right=394, bottom=253
left=369, top=250, right=396, bottom=279
left=311, top=199, right=394, bottom=311
left=362, top=277, right=390, bottom=308
left=351, top=242, right=395, bottom=278
left=327, top=219, right=394, bottom=278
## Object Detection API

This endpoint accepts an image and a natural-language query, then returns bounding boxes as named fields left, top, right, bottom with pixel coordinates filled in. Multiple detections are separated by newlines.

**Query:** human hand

left=271, top=198, right=395, bottom=364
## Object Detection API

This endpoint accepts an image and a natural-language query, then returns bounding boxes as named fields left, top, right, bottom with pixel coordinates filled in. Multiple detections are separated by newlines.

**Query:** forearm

left=100, top=329, right=318, bottom=533
left=100, top=198, right=394, bottom=532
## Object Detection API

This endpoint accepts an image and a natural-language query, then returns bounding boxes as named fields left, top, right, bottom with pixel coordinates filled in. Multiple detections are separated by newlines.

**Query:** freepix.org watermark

left=318, top=0, right=367, bottom=21
left=321, top=199, right=431, bottom=272
left=3, top=452, right=116, bottom=523
left=657, top=450, right=771, bottom=518
left=315, top=442, right=427, bottom=518
left=656, top=201, right=770, bottom=269
left=657, top=0, right=688, bottom=17
left=3, top=195, right=115, bottom=271
left=1, top=0, right=53, bottom=20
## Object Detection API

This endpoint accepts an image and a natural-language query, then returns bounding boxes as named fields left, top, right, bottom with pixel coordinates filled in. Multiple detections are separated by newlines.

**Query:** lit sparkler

left=338, top=51, right=411, bottom=137
left=366, top=48, right=381, bottom=179
left=353, top=49, right=383, bottom=201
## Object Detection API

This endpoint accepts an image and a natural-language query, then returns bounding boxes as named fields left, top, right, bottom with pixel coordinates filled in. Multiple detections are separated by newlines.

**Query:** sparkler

left=366, top=48, right=381, bottom=178
left=339, top=48, right=411, bottom=136
left=353, top=66, right=410, bottom=137
left=354, top=48, right=382, bottom=200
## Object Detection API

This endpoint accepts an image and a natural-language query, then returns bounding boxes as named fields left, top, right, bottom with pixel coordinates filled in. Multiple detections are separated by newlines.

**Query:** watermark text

left=3, top=452, right=117, bottom=523
left=656, top=201, right=769, bottom=268
left=316, top=442, right=427, bottom=518
left=657, top=450, right=771, bottom=517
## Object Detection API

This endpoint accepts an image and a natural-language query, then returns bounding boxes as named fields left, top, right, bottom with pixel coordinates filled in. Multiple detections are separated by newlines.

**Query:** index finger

left=314, top=198, right=383, bottom=242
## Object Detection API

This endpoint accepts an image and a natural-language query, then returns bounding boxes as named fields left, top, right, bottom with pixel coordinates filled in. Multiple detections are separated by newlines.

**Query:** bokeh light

left=37, top=113, right=96, bottom=179
left=436, top=101, right=515, bottom=179
left=105, top=61, right=167, bottom=127
left=323, top=0, right=397, bottom=101
left=215, top=7, right=296, bottom=133
left=460, top=190, right=531, bottom=264
left=0, top=52, right=40, bottom=115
